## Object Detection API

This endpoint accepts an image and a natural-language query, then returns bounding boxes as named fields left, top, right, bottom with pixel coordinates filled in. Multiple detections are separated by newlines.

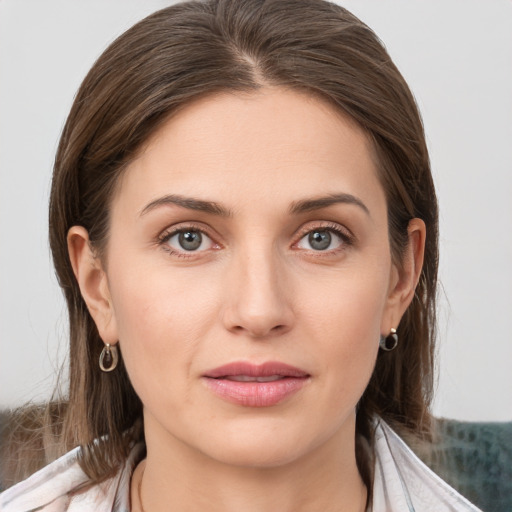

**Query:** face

left=77, top=88, right=411, bottom=468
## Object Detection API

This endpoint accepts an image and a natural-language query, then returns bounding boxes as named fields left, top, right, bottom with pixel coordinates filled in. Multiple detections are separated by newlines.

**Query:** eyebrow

left=289, top=193, right=370, bottom=216
left=140, top=194, right=232, bottom=217
left=140, top=192, right=369, bottom=218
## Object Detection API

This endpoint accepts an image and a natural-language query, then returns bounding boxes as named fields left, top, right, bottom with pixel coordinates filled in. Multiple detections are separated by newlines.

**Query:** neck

left=132, top=413, right=367, bottom=512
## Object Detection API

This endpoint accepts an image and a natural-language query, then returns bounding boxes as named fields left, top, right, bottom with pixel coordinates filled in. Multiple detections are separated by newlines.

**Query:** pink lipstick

left=202, top=362, right=309, bottom=407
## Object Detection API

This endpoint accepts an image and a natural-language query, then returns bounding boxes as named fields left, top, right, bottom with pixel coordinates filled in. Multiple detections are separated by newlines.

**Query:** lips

left=202, top=362, right=310, bottom=407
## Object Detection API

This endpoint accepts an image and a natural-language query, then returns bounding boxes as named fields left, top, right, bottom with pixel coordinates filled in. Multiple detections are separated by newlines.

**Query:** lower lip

left=202, top=377, right=308, bottom=407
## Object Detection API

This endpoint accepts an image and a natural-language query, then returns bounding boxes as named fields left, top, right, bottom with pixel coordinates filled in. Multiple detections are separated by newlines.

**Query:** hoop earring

left=379, top=328, right=398, bottom=351
left=99, top=343, right=119, bottom=372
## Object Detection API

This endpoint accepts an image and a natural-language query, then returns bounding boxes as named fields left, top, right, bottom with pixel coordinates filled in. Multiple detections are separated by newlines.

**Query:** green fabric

left=423, top=419, right=512, bottom=512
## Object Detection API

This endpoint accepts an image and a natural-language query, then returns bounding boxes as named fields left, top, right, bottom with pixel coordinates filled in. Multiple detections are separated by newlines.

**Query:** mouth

left=222, top=375, right=285, bottom=382
left=202, top=362, right=310, bottom=407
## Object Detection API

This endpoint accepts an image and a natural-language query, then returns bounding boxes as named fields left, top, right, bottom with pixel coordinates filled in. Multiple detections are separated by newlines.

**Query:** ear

left=381, top=218, right=426, bottom=334
left=67, top=226, right=118, bottom=344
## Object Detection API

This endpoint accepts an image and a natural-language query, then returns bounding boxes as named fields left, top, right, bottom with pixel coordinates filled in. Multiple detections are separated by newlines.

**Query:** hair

left=2, top=0, right=438, bottom=497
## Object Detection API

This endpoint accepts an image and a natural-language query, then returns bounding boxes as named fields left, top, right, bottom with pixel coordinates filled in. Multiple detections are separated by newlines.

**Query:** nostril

left=221, top=287, right=295, bottom=337
left=230, top=322, right=288, bottom=338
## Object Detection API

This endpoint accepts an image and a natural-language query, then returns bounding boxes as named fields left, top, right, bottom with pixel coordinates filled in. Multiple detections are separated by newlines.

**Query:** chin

left=205, top=437, right=308, bottom=469
left=192, top=417, right=322, bottom=469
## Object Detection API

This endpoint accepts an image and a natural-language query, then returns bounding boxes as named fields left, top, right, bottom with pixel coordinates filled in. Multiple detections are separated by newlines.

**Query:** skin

left=68, top=87, right=425, bottom=512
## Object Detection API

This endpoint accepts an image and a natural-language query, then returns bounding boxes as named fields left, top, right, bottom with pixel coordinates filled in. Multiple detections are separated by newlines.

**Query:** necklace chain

left=137, top=466, right=146, bottom=512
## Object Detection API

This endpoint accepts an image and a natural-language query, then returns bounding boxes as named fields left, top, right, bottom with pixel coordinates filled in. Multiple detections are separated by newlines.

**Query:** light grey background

left=1, top=0, right=511, bottom=421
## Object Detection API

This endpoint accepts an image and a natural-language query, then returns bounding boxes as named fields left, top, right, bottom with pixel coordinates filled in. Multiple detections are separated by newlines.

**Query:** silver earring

left=379, top=328, right=398, bottom=351
left=99, top=343, right=119, bottom=372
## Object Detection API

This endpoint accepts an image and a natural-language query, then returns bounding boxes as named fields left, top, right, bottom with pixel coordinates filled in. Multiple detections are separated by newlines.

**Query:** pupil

left=309, top=230, right=331, bottom=250
left=178, top=231, right=202, bottom=251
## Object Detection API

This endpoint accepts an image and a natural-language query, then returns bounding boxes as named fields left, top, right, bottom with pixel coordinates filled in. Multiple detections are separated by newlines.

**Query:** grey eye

left=178, top=231, right=202, bottom=250
left=296, top=228, right=345, bottom=252
left=166, top=229, right=213, bottom=252
left=308, top=230, right=332, bottom=250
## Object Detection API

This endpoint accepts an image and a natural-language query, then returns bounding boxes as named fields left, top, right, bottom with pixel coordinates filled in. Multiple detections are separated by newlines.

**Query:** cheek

left=106, top=260, right=220, bottom=399
left=297, top=264, right=389, bottom=394
left=300, top=262, right=389, bottom=343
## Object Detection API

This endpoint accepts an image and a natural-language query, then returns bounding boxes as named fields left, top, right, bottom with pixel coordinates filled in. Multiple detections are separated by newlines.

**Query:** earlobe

left=382, top=218, right=426, bottom=332
left=67, top=226, right=118, bottom=344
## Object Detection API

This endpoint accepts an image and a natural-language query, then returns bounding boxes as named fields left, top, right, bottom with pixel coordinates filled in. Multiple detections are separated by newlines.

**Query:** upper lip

left=203, top=361, right=309, bottom=379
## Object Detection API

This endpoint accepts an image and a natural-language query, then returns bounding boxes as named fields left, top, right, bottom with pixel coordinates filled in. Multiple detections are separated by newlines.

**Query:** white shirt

left=0, top=419, right=482, bottom=512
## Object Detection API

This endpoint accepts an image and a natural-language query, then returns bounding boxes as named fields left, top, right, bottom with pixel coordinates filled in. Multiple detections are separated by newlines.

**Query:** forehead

left=114, top=87, right=384, bottom=214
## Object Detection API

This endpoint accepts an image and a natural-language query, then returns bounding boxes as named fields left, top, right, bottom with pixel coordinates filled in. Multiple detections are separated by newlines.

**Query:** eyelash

left=157, top=221, right=354, bottom=259
left=157, top=222, right=217, bottom=259
left=294, top=222, right=354, bottom=255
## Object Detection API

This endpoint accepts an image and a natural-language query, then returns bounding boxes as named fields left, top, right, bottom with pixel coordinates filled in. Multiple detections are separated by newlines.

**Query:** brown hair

left=3, top=0, right=438, bottom=494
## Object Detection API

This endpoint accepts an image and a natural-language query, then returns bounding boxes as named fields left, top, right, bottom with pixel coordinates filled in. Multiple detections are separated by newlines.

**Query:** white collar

left=372, top=418, right=482, bottom=511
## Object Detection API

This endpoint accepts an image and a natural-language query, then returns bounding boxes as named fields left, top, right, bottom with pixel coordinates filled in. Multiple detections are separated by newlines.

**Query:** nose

left=222, top=246, right=295, bottom=339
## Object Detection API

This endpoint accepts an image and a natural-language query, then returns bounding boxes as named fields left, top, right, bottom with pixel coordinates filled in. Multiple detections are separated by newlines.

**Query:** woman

left=0, top=0, right=482, bottom=510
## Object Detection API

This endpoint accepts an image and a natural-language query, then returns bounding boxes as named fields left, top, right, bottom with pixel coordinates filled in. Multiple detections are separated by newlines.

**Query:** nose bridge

left=223, top=235, right=294, bottom=337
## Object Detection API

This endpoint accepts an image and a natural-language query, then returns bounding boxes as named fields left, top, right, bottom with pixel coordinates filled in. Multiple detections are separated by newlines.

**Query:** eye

left=162, top=228, right=216, bottom=253
left=296, top=226, right=349, bottom=252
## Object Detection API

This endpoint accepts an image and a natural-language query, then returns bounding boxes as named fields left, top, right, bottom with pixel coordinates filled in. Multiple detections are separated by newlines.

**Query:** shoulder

left=0, top=443, right=144, bottom=512
left=372, top=418, right=482, bottom=511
